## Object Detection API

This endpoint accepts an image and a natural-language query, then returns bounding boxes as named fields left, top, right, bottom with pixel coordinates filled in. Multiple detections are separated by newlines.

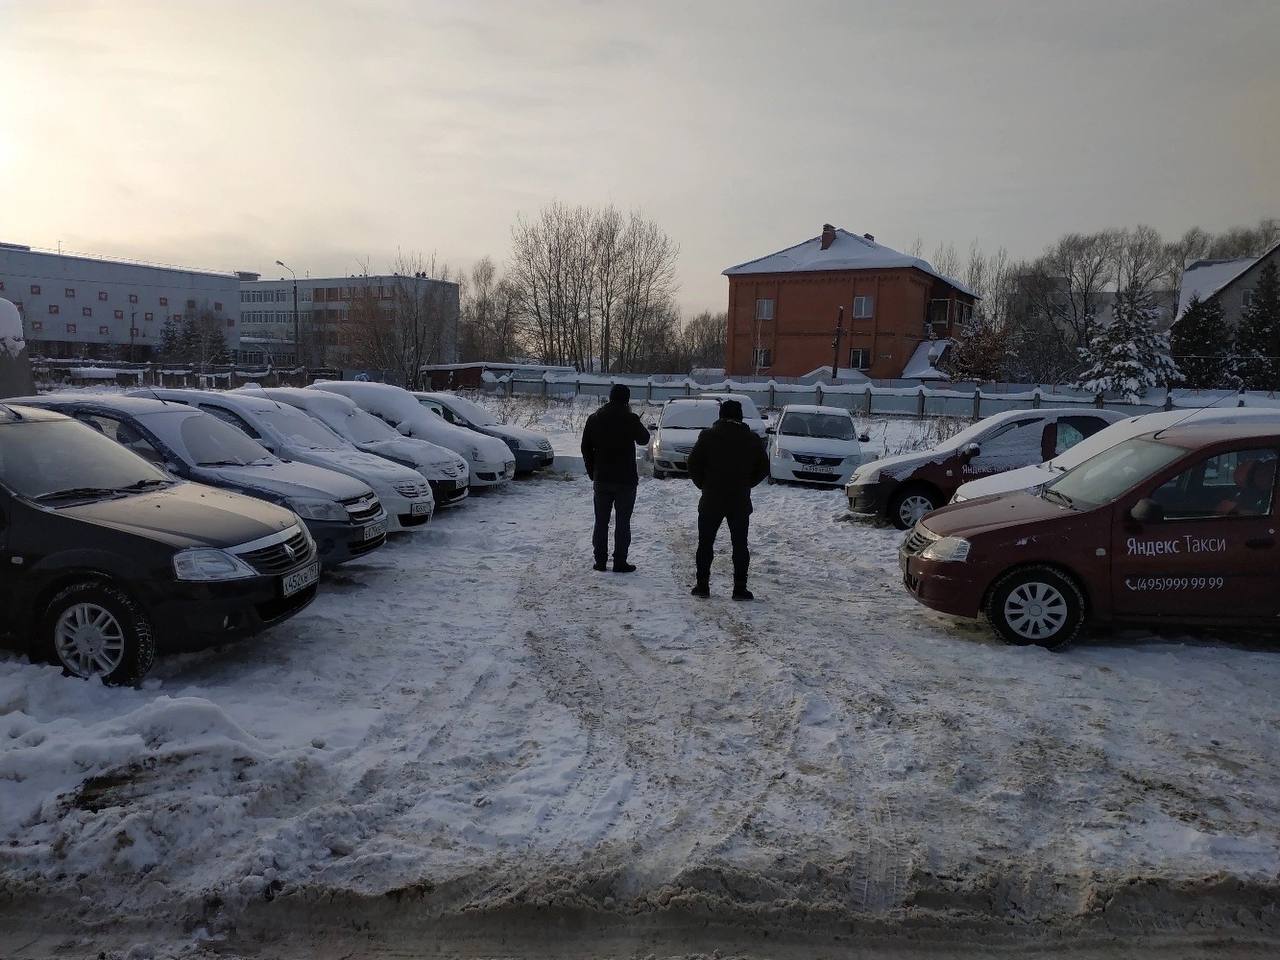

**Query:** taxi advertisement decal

left=1124, top=576, right=1226, bottom=591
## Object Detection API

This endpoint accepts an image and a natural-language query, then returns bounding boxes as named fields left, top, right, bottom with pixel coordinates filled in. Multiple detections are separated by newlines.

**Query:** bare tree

left=347, top=252, right=458, bottom=387
left=458, top=256, right=520, bottom=361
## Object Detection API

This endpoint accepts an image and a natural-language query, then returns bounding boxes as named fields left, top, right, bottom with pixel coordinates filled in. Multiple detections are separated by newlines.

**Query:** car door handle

left=1246, top=537, right=1275, bottom=549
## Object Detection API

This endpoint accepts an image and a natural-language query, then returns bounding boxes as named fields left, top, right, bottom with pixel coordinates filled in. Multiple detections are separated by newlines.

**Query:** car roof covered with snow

left=240, top=386, right=359, bottom=414
left=11, top=392, right=176, bottom=415
left=779, top=404, right=853, bottom=416
left=0, top=403, right=65, bottom=423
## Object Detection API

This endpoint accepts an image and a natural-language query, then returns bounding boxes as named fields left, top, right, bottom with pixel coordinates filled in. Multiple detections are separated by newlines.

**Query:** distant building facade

left=238, top=273, right=460, bottom=368
left=0, top=242, right=240, bottom=361
left=722, top=225, right=978, bottom=380
left=1176, top=240, right=1280, bottom=327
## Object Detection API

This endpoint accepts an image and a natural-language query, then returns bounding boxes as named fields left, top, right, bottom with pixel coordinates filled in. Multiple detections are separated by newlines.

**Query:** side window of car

left=971, top=418, right=1044, bottom=471
left=200, top=405, right=262, bottom=440
left=78, top=415, right=166, bottom=465
left=1150, top=448, right=1278, bottom=519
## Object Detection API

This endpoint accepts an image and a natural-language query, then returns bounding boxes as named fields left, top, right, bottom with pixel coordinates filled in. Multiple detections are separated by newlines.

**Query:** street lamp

left=276, top=259, right=299, bottom=368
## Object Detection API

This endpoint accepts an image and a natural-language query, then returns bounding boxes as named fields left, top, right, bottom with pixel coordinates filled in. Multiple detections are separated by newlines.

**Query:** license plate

left=281, top=561, right=320, bottom=597
left=806, top=464, right=837, bottom=474
left=363, top=519, right=387, bottom=541
left=410, top=501, right=431, bottom=516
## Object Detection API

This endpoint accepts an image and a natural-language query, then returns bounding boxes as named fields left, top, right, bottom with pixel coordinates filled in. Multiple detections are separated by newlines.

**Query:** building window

left=214, top=301, right=223, bottom=311
left=31, top=321, right=42, bottom=332
left=301, top=289, right=312, bottom=301
left=98, top=291, right=108, bottom=301
left=48, top=304, right=59, bottom=315
left=227, top=318, right=235, bottom=328
left=853, top=295, right=874, bottom=318
left=65, top=288, right=76, bottom=298
left=66, top=323, right=76, bottom=334
left=144, top=312, right=154, bottom=321
left=1244, top=289, right=1256, bottom=308
left=849, top=347, right=872, bottom=370
left=30, top=284, right=40, bottom=295
left=130, top=327, right=139, bottom=336
left=82, top=306, right=92, bottom=317
left=927, top=299, right=951, bottom=328
left=114, top=309, right=124, bottom=319
left=955, top=302, right=974, bottom=328
left=755, top=298, right=775, bottom=321
left=186, top=299, right=195, bottom=309
left=752, top=347, right=772, bottom=369
left=129, top=293, right=138, bottom=304
left=98, top=325, right=109, bottom=335
left=159, top=296, right=168, bottom=306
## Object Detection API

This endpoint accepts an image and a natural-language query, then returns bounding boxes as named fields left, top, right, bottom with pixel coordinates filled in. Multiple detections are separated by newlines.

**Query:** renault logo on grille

left=283, top=541, right=297, bottom=560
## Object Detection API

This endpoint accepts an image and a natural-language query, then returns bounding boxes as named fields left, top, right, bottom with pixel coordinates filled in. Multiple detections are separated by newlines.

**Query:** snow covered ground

left=2, top=398, right=1279, bottom=958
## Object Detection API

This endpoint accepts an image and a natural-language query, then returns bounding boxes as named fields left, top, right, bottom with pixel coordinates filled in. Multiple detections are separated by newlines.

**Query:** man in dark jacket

left=686, top=399, right=770, bottom=600
left=581, top=384, right=650, bottom=572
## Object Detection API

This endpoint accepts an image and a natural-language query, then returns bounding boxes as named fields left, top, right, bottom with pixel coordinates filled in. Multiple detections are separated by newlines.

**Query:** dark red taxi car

left=899, top=421, right=1280, bottom=649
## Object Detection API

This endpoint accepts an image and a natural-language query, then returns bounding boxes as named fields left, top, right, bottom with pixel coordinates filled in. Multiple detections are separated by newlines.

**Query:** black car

left=0, top=405, right=321, bottom=684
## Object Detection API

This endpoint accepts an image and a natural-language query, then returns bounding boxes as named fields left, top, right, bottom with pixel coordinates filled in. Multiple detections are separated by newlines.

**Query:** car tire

left=888, top=486, right=939, bottom=530
left=36, top=582, right=156, bottom=686
left=985, top=565, right=1085, bottom=651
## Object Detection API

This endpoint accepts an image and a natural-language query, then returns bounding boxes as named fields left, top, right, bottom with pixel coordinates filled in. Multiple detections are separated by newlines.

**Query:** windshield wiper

left=198, top=459, right=249, bottom=467
left=117, top=478, right=172, bottom=490
left=34, top=486, right=123, bottom=503
left=1042, top=487, right=1074, bottom=508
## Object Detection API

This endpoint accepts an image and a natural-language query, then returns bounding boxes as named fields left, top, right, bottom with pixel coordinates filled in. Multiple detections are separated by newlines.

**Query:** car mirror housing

left=859, top=432, right=871, bottom=443
left=960, top=441, right=981, bottom=462
left=1130, top=498, right=1165, bottom=524
left=765, top=426, right=776, bottom=435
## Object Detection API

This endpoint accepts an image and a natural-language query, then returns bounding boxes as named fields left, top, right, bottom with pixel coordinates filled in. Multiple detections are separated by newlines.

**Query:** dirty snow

left=1, top=399, right=1279, bottom=956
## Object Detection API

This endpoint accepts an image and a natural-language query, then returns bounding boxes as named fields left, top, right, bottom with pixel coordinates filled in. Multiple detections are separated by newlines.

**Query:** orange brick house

left=723, top=225, right=978, bottom=379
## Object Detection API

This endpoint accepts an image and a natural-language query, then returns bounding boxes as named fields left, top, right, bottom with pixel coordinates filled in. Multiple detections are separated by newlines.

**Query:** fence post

left=916, top=386, right=926, bottom=419
left=646, top=377, right=653, bottom=404
left=768, top=380, right=776, bottom=410
left=542, top=375, right=548, bottom=400
left=864, top=386, right=872, bottom=417
left=1238, top=386, right=1246, bottom=408
left=972, top=388, right=981, bottom=420
left=1032, top=388, right=1041, bottom=409
left=685, top=379, right=692, bottom=397
left=1094, top=392, right=1104, bottom=409
left=1164, top=387, right=1173, bottom=412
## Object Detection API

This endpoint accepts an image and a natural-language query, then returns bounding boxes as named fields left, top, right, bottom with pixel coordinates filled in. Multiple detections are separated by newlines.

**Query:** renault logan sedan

left=899, top=421, right=1280, bottom=650
left=414, top=391, right=553, bottom=474
left=0, top=405, right=319, bottom=684
left=767, top=404, right=868, bottom=486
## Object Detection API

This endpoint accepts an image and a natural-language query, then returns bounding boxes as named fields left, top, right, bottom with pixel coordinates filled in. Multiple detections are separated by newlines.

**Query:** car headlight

left=469, top=445, right=484, bottom=463
left=950, top=492, right=968, bottom=504
left=288, top=497, right=348, bottom=521
left=920, top=536, right=971, bottom=562
left=777, top=449, right=793, bottom=460
left=173, top=547, right=257, bottom=581
left=851, top=467, right=880, bottom=485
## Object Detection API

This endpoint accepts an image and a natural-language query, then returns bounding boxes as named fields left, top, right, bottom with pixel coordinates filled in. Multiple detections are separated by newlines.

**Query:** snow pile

left=0, top=297, right=25, bottom=359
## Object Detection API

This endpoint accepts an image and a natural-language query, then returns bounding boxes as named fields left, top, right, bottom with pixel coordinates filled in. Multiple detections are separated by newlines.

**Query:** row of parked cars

left=0, top=382, right=554, bottom=684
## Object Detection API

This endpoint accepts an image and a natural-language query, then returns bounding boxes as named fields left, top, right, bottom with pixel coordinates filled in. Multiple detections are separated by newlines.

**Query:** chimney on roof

left=863, top=233, right=874, bottom=243
left=820, top=224, right=837, bottom=250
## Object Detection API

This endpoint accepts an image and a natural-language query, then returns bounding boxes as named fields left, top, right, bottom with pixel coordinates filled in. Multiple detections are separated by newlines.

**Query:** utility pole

left=129, top=311, right=136, bottom=363
left=831, top=305, right=845, bottom=381
left=276, top=260, right=299, bottom=368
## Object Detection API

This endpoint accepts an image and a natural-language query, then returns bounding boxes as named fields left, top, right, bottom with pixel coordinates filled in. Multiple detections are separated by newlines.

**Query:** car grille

left=438, top=463, right=462, bottom=478
left=342, top=493, right=382, bottom=523
left=238, top=529, right=315, bottom=575
left=901, top=524, right=939, bottom=557
left=536, top=439, right=553, bottom=452
left=793, top=453, right=843, bottom=466
left=394, top=480, right=431, bottom=499
left=793, top=471, right=843, bottom=484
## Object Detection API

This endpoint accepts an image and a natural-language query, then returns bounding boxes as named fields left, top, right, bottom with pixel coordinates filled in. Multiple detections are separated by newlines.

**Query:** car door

left=965, top=417, right=1050, bottom=479
left=1110, top=445, right=1280, bottom=620
left=0, top=488, right=21, bottom=621
left=1046, top=415, right=1114, bottom=459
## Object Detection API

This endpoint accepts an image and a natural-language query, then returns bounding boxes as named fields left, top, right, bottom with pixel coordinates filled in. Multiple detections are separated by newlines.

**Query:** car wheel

left=985, top=566, right=1085, bottom=651
left=37, top=582, right=156, bottom=685
left=888, top=487, right=938, bottom=530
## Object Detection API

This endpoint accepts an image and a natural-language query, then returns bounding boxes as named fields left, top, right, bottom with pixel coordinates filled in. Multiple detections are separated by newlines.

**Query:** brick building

left=723, top=225, right=977, bottom=379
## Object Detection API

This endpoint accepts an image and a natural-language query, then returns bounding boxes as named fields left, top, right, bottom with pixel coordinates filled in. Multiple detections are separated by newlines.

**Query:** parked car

left=134, top=388, right=434, bottom=530
left=238, top=387, right=471, bottom=508
left=767, top=404, right=869, bottom=486
left=309, top=381, right=515, bottom=487
left=900, top=420, right=1280, bottom=650
left=846, top=408, right=1125, bottom=529
left=11, top=393, right=387, bottom=566
left=0, top=404, right=320, bottom=684
left=650, top=398, right=724, bottom=479
left=414, top=391, right=554, bottom=474
left=696, top=392, right=769, bottom=437
left=951, top=407, right=1280, bottom=503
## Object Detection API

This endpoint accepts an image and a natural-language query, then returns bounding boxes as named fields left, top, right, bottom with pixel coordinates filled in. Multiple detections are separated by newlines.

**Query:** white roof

left=723, top=228, right=978, bottom=297
left=902, top=339, right=952, bottom=380
left=1176, top=255, right=1259, bottom=319
left=779, top=404, right=852, bottom=416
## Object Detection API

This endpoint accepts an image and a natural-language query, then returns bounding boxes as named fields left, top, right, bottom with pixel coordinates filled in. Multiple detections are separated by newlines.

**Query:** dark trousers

left=695, top=506, right=750, bottom=586
left=593, top=481, right=637, bottom=563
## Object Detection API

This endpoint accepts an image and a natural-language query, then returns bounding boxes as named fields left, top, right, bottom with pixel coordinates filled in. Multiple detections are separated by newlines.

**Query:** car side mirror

left=762, top=413, right=770, bottom=421
left=960, top=441, right=981, bottom=463
left=765, top=426, right=776, bottom=435
left=859, top=432, right=871, bottom=444
left=397, top=422, right=412, bottom=436
left=1130, top=498, right=1164, bottom=524
left=644, top=419, right=656, bottom=430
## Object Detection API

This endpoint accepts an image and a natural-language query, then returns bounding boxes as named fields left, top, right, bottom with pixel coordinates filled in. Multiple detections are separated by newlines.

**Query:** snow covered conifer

left=1077, top=285, right=1180, bottom=403
left=1232, top=261, right=1280, bottom=391
left=1170, top=294, right=1233, bottom=389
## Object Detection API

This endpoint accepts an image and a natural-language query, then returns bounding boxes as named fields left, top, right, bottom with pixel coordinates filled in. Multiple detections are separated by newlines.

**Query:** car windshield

left=0, top=419, right=170, bottom=501
left=662, top=403, right=719, bottom=429
left=1044, top=437, right=1186, bottom=509
left=779, top=411, right=855, bottom=440
left=335, top=407, right=398, bottom=443
left=138, top=409, right=273, bottom=467
left=436, top=394, right=496, bottom=426
left=259, top=406, right=348, bottom=450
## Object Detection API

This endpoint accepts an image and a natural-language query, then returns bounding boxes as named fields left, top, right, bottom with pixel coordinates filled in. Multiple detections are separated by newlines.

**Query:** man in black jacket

left=687, top=399, right=770, bottom=600
left=580, top=384, right=651, bottom=572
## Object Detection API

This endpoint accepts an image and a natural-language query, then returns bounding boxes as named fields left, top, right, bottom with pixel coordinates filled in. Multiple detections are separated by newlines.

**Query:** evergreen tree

left=1170, top=294, right=1233, bottom=388
left=943, top=315, right=1009, bottom=382
left=1077, top=285, right=1180, bottom=403
left=159, top=317, right=183, bottom=363
left=1233, top=261, right=1280, bottom=391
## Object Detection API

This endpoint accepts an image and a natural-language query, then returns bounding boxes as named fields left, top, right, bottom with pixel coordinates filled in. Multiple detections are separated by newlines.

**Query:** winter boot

left=691, top=581, right=710, bottom=598
left=732, top=583, right=754, bottom=601
left=614, top=560, right=637, bottom=573
left=593, top=560, right=608, bottom=572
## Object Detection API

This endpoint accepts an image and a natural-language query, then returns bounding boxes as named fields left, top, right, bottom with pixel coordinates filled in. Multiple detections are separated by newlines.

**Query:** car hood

left=955, top=462, right=1056, bottom=500
left=853, top=451, right=931, bottom=482
left=920, top=491, right=1079, bottom=539
left=357, top=438, right=470, bottom=478
left=60, top=482, right=297, bottom=550
left=294, top=447, right=425, bottom=485
left=200, top=460, right=370, bottom=502
left=656, top=427, right=705, bottom=448
left=774, top=435, right=859, bottom=457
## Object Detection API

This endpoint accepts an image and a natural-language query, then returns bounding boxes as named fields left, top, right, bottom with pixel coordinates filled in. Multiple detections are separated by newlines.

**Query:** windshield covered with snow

left=779, top=411, right=855, bottom=440
left=139, top=409, right=272, bottom=467
left=259, top=406, right=347, bottom=450
left=1044, top=437, right=1184, bottom=509
left=436, top=394, right=496, bottom=426
left=311, top=405, right=398, bottom=444
left=662, top=403, right=719, bottom=430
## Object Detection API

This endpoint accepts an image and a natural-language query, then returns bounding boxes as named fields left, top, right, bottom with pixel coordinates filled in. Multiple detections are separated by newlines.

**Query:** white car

left=951, top=406, right=1280, bottom=503
left=651, top=398, right=721, bottom=479
left=767, top=404, right=867, bottom=486
left=696, top=392, right=769, bottom=437
left=135, top=388, right=434, bottom=531
left=414, top=391, right=554, bottom=473
left=309, top=381, right=515, bottom=487
left=239, top=387, right=471, bottom=508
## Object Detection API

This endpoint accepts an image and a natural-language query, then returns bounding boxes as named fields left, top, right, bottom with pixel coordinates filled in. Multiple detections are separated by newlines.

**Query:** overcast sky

left=2, top=0, right=1277, bottom=311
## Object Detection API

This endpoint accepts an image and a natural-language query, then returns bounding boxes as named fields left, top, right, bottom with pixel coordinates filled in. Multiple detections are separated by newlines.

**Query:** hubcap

left=1004, top=582, right=1068, bottom=641
left=53, top=603, right=126, bottom=679
left=899, top=494, right=934, bottom=526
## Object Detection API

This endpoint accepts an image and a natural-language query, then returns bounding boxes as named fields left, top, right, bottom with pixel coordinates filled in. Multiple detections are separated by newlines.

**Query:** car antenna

left=1152, top=388, right=1245, bottom=440
left=0, top=402, right=22, bottom=420
left=143, top=386, right=172, bottom=405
